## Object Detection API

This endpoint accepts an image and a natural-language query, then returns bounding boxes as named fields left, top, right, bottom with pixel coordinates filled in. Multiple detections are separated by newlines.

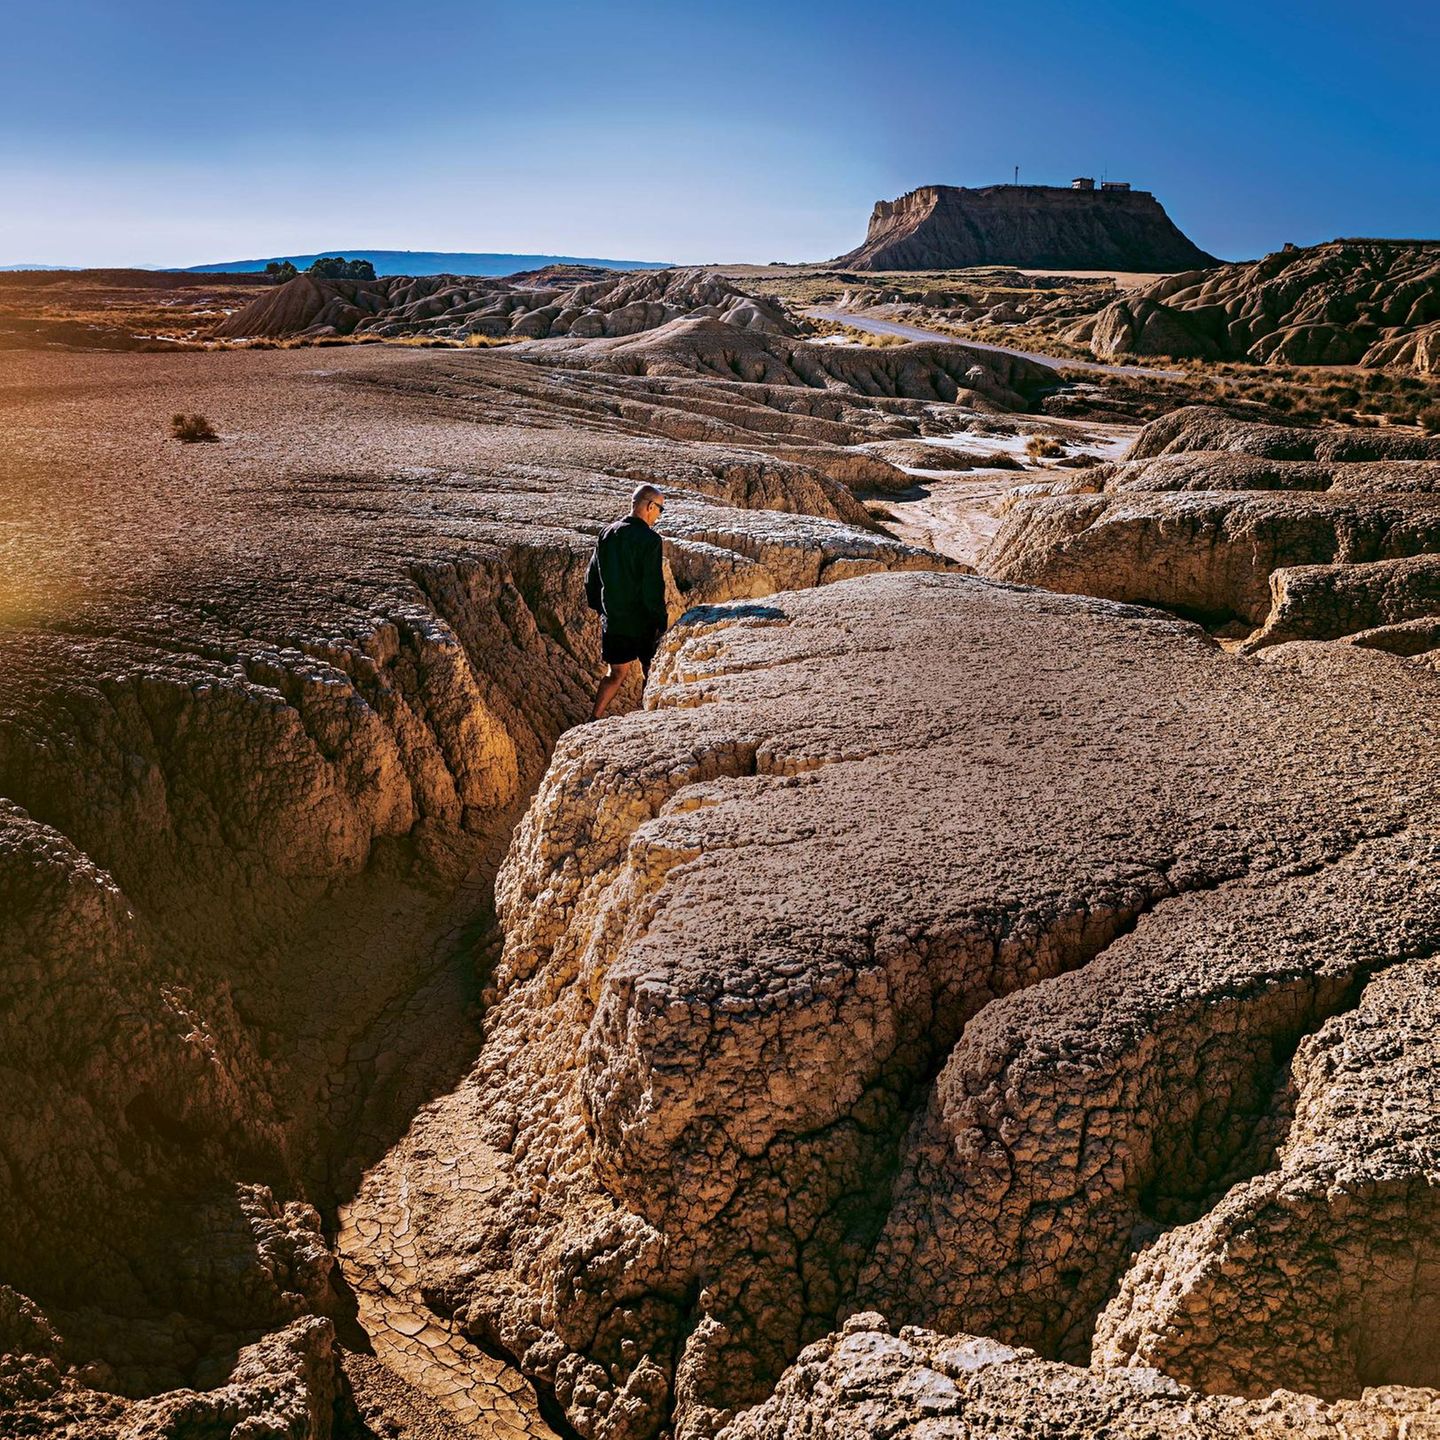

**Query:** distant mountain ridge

left=182, top=249, right=672, bottom=277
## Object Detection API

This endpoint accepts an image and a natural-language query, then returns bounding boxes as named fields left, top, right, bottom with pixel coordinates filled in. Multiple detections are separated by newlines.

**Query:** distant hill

left=182, top=250, right=672, bottom=278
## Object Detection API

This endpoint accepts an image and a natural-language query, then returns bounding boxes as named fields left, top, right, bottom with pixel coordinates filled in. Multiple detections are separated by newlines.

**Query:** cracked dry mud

left=0, top=335, right=959, bottom=1437
left=4, top=320, right=1439, bottom=1440
left=348, top=572, right=1438, bottom=1438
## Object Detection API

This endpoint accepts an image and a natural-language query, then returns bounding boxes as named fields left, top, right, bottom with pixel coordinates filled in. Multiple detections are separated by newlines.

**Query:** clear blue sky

left=2, top=0, right=1436, bottom=268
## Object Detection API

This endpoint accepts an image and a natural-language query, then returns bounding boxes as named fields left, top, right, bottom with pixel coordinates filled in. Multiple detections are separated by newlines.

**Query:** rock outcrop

left=719, top=1314, right=1440, bottom=1439
left=1066, top=238, right=1440, bottom=372
left=523, top=317, right=1057, bottom=410
left=832, top=184, right=1216, bottom=273
left=1093, top=954, right=1440, bottom=1398
left=985, top=406, right=1440, bottom=648
left=1, top=1317, right=340, bottom=1440
left=345, top=571, right=1439, bottom=1438
left=0, top=340, right=961, bottom=1434
left=860, top=832, right=1439, bottom=1368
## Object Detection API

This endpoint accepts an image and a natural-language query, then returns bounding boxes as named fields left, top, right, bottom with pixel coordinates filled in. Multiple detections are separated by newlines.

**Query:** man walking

left=585, top=484, right=668, bottom=719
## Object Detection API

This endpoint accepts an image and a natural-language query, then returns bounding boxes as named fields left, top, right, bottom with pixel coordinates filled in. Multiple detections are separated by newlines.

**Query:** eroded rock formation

left=985, top=405, right=1440, bottom=648
left=832, top=184, right=1216, bottom=273
left=1066, top=238, right=1440, bottom=372
left=6, top=304, right=1438, bottom=1440
left=0, top=336, right=975, bottom=1434
left=212, top=268, right=799, bottom=343
left=719, top=1314, right=1440, bottom=1439
left=1093, top=954, right=1440, bottom=1398
left=344, top=571, right=1439, bottom=1438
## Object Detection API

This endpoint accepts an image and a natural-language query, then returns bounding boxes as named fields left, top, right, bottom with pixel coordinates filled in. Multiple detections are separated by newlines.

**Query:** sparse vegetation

left=1047, top=360, right=1440, bottom=429
left=1419, top=403, right=1440, bottom=435
left=0, top=270, right=268, bottom=350
left=264, top=261, right=299, bottom=283
left=1025, top=435, right=1066, bottom=460
left=716, top=262, right=1440, bottom=431
left=170, top=412, right=218, bottom=443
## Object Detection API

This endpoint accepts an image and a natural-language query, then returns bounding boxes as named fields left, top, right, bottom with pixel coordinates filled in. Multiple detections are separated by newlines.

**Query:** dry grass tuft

left=1025, top=435, right=1066, bottom=460
left=170, top=412, right=218, bottom=443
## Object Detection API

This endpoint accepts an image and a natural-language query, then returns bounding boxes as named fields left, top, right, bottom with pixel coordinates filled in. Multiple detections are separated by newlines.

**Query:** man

left=585, top=484, right=668, bottom=719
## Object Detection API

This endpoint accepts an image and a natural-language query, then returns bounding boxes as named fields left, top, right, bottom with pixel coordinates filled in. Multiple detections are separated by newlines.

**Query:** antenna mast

left=1013, top=164, right=1019, bottom=186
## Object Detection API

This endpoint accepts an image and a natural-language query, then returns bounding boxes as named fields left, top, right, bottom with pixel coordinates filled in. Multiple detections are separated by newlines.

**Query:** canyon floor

left=2, top=302, right=1438, bottom=1440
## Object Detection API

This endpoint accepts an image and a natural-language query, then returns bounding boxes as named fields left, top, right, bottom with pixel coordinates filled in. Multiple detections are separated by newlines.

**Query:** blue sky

left=2, top=0, right=1436, bottom=267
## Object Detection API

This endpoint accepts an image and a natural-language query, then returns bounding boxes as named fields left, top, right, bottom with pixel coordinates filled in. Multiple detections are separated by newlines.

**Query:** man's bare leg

left=591, top=661, right=633, bottom=720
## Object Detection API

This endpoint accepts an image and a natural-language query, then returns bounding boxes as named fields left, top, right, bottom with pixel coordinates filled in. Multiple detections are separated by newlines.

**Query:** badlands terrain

left=1, top=259, right=1439, bottom=1440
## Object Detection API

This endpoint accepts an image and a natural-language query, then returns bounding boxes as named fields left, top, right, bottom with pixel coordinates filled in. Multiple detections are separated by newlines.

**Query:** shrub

left=265, top=260, right=299, bottom=283
left=1420, top=403, right=1440, bottom=435
left=170, top=412, right=218, bottom=443
left=1024, top=435, right=1066, bottom=460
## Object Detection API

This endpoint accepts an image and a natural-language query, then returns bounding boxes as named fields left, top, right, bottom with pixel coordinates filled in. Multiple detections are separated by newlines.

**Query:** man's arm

left=643, top=533, right=668, bottom=637
left=585, top=543, right=603, bottom=614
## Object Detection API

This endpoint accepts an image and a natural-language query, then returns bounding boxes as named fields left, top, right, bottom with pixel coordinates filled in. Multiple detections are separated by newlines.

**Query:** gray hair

left=632, top=483, right=663, bottom=512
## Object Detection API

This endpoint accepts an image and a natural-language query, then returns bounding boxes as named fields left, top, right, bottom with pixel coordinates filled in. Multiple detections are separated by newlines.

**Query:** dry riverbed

left=862, top=416, right=1136, bottom=565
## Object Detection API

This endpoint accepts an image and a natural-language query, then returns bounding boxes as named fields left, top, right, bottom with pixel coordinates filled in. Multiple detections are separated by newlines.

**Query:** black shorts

left=602, top=628, right=659, bottom=672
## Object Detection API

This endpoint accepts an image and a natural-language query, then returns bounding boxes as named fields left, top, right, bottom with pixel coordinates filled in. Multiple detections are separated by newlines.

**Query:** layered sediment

left=212, top=268, right=799, bottom=342
left=832, top=184, right=1216, bottom=272
left=5, top=316, right=1439, bottom=1440
left=0, top=336, right=972, bottom=1434
left=348, top=571, right=1439, bottom=1438
left=1066, top=238, right=1440, bottom=372
left=985, top=405, right=1440, bottom=649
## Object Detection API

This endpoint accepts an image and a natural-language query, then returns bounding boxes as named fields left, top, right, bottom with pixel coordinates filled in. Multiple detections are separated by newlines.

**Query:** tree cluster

left=306, top=256, right=377, bottom=280
left=264, top=256, right=377, bottom=282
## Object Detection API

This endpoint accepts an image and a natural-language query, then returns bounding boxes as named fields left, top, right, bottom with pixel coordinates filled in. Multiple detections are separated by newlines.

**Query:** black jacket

left=585, top=515, right=667, bottom=639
